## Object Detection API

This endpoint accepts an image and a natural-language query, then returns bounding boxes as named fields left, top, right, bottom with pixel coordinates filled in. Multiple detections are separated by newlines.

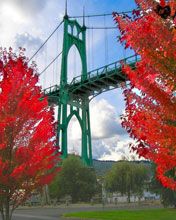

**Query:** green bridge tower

left=58, top=13, right=92, bottom=166
left=44, top=8, right=139, bottom=166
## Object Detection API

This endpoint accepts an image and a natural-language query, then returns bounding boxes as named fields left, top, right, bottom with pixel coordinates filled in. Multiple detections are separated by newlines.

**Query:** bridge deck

left=43, top=55, right=139, bottom=102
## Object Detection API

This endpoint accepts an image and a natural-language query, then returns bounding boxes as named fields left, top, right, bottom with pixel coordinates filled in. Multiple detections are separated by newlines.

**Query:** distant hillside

left=93, top=159, right=115, bottom=176
left=93, top=159, right=151, bottom=177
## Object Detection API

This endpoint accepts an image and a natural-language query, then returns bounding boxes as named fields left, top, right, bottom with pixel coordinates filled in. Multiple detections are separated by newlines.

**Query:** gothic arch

left=66, top=110, right=83, bottom=131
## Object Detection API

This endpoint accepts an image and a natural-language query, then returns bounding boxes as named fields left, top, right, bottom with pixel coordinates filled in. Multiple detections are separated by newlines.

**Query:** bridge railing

left=43, top=84, right=59, bottom=95
left=70, top=54, right=140, bottom=85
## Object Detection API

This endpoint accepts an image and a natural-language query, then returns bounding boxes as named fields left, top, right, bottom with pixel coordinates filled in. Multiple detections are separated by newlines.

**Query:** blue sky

left=0, top=0, right=140, bottom=160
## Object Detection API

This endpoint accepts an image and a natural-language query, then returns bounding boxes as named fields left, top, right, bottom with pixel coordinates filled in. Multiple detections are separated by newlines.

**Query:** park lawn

left=64, top=208, right=176, bottom=220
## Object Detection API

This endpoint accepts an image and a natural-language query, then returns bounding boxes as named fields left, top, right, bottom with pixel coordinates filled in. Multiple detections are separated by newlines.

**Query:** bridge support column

left=82, top=99, right=92, bottom=166
left=57, top=100, right=92, bottom=166
left=57, top=15, right=92, bottom=166
left=59, top=103, right=68, bottom=158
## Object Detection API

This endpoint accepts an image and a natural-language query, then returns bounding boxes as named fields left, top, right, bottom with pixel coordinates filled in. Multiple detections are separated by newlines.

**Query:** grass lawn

left=64, top=208, right=176, bottom=220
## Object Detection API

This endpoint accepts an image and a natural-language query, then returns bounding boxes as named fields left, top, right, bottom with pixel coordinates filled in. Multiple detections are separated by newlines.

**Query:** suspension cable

left=52, top=57, right=55, bottom=85
left=91, top=28, right=94, bottom=69
left=28, top=20, right=63, bottom=62
left=44, top=44, right=48, bottom=87
left=39, top=51, right=62, bottom=76
left=104, top=15, right=108, bottom=64
left=87, top=16, right=91, bottom=70
left=55, top=29, right=59, bottom=84
left=69, top=10, right=133, bottom=18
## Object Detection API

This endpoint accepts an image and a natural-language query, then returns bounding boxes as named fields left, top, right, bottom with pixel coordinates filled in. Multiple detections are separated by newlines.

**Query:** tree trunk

left=5, top=197, right=11, bottom=220
left=41, top=185, right=51, bottom=205
left=127, top=191, right=131, bottom=203
left=1, top=209, right=5, bottom=220
left=5, top=208, right=10, bottom=220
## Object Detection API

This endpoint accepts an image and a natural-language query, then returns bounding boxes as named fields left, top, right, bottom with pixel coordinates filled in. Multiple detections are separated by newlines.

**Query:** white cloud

left=1, top=3, right=25, bottom=23
left=15, top=33, right=43, bottom=53
left=0, top=3, right=27, bottom=47
left=68, top=116, right=82, bottom=141
left=90, top=99, right=127, bottom=139
left=67, top=98, right=127, bottom=142
left=0, top=0, right=48, bottom=16
left=92, top=139, right=112, bottom=159
left=66, top=135, right=139, bottom=161
left=0, top=0, right=50, bottom=48
left=67, top=98, right=130, bottom=159
left=97, top=137, right=139, bottom=161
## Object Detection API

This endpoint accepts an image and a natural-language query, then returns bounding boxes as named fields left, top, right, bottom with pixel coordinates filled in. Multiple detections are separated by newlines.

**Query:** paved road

left=1, top=205, right=109, bottom=220
left=0, top=203, right=162, bottom=220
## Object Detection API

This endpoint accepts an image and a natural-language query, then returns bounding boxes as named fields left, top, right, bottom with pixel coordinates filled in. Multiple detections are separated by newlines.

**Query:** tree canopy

left=105, top=161, right=149, bottom=202
left=0, top=49, right=60, bottom=220
left=49, top=155, right=98, bottom=203
left=114, top=0, right=176, bottom=190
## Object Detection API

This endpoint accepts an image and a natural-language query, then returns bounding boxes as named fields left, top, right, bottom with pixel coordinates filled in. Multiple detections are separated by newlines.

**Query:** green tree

left=49, top=155, right=98, bottom=203
left=150, top=165, right=176, bottom=208
left=105, top=161, right=149, bottom=202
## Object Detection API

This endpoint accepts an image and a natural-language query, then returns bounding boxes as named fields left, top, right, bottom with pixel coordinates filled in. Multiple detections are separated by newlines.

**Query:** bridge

left=43, top=55, right=138, bottom=102
left=30, top=4, right=139, bottom=166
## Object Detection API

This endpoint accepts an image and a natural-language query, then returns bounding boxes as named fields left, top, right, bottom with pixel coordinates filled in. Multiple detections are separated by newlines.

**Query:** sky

left=0, top=0, right=141, bottom=161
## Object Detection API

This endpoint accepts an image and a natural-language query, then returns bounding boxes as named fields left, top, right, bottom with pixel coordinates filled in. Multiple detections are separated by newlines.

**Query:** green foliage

left=104, top=161, right=149, bottom=202
left=49, top=155, right=98, bottom=203
left=64, top=209, right=176, bottom=220
left=161, top=188, right=176, bottom=208
left=150, top=164, right=176, bottom=207
left=93, top=159, right=150, bottom=177
left=93, top=160, right=115, bottom=176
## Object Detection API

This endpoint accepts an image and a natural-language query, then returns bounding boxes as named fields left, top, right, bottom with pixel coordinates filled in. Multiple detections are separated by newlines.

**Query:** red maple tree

left=114, top=0, right=176, bottom=190
left=0, top=48, right=60, bottom=220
